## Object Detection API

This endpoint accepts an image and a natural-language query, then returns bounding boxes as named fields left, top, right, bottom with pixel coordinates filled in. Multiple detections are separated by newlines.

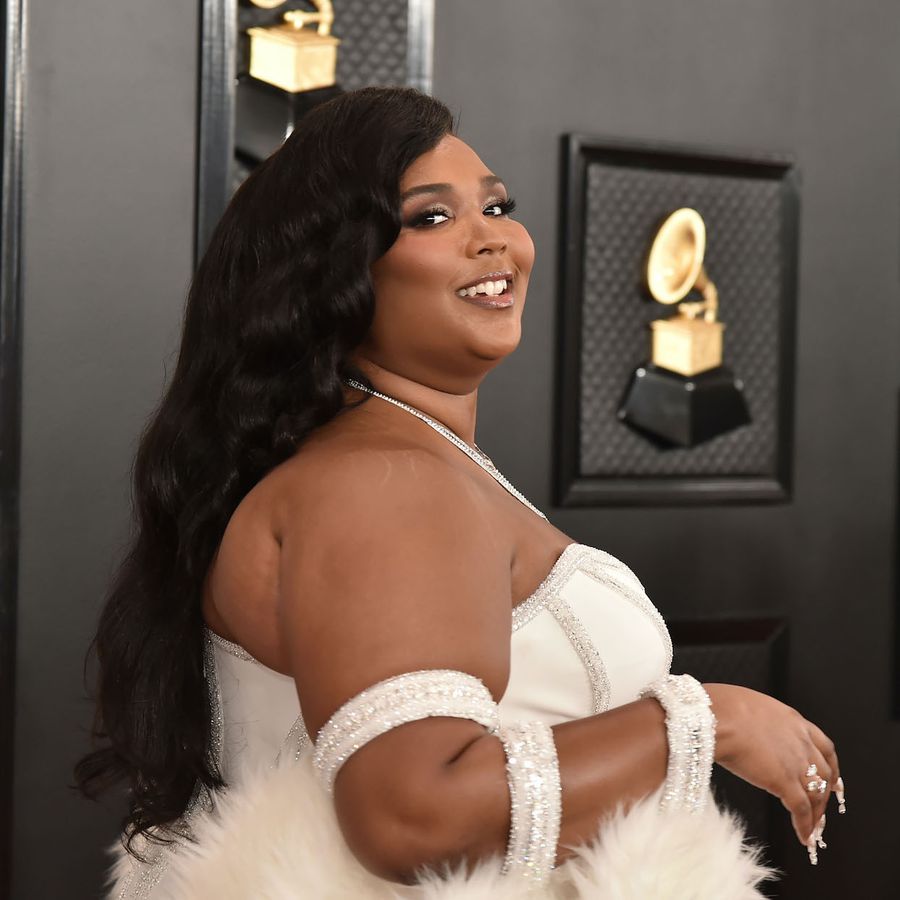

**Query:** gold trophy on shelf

left=618, top=208, right=751, bottom=447
left=236, top=1, right=343, bottom=166
left=247, top=0, right=340, bottom=94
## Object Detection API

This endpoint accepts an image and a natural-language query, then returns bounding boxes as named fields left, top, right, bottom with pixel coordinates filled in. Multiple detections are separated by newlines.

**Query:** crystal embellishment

left=545, top=593, right=610, bottom=715
left=498, top=721, right=562, bottom=884
left=511, top=543, right=673, bottom=716
left=313, top=669, right=501, bottom=793
left=206, top=627, right=259, bottom=664
left=640, top=673, right=716, bottom=812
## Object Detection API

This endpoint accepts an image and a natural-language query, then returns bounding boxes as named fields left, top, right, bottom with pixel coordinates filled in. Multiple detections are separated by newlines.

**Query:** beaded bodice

left=209, top=540, right=672, bottom=780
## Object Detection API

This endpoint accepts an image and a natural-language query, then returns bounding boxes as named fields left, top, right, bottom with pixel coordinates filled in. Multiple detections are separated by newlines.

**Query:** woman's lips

left=454, top=272, right=515, bottom=308
left=456, top=290, right=514, bottom=309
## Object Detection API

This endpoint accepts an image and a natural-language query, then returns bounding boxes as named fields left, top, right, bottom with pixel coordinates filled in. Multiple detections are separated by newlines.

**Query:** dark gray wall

left=12, top=2, right=197, bottom=897
left=434, top=1, right=899, bottom=896
left=10, top=1, right=900, bottom=897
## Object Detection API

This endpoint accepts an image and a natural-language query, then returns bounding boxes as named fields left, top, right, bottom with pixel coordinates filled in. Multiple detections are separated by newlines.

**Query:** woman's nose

left=465, top=219, right=508, bottom=257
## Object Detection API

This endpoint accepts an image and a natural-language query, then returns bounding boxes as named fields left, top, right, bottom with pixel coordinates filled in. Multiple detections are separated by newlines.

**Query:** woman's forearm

left=437, top=695, right=671, bottom=873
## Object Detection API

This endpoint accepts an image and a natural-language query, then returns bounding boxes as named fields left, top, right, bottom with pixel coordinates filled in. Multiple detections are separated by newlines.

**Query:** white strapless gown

left=208, top=541, right=673, bottom=784
left=112, top=541, right=775, bottom=899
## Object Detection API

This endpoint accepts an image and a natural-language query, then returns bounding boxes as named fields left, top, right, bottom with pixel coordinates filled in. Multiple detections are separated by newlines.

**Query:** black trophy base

left=618, top=363, right=751, bottom=448
left=235, top=76, right=344, bottom=165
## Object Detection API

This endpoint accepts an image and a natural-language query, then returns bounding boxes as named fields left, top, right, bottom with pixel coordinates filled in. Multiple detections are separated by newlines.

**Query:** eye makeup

left=404, top=195, right=517, bottom=229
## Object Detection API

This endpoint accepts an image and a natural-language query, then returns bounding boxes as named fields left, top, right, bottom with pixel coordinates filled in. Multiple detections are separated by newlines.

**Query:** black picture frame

left=555, top=134, right=800, bottom=507
left=0, top=2, right=25, bottom=896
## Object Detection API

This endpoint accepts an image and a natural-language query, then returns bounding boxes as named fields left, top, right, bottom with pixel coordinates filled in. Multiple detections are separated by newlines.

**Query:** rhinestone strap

left=639, top=673, right=716, bottom=812
left=344, top=378, right=547, bottom=520
left=498, top=721, right=562, bottom=884
left=313, top=669, right=500, bottom=793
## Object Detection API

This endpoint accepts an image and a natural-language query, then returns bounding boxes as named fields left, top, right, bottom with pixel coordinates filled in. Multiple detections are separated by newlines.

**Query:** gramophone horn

left=645, top=208, right=706, bottom=306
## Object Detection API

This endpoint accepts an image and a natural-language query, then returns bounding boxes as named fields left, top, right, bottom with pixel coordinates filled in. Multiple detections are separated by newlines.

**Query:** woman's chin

left=466, top=320, right=522, bottom=364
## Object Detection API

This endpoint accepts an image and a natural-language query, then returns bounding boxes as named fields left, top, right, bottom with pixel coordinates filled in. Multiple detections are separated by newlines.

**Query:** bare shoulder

left=271, top=428, right=513, bottom=740
left=271, top=427, right=486, bottom=536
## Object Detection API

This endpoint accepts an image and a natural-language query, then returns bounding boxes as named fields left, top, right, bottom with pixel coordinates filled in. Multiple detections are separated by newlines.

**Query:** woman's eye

left=408, top=208, right=451, bottom=228
left=484, top=197, right=517, bottom=217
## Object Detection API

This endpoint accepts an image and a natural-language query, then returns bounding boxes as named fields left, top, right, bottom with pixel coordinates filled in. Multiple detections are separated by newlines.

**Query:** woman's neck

left=345, top=358, right=479, bottom=444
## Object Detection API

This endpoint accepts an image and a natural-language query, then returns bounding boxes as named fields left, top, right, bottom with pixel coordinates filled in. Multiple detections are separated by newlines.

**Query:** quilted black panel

left=333, top=0, right=409, bottom=90
left=578, top=158, right=789, bottom=477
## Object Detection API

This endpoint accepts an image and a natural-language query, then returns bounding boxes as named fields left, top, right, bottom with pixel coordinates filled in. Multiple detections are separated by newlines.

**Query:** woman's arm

left=272, top=447, right=838, bottom=883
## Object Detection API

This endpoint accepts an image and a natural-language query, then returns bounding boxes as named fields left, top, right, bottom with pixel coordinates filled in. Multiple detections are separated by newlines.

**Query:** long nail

left=816, top=814, right=827, bottom=849
left=836, top=776, right=846, bottom=814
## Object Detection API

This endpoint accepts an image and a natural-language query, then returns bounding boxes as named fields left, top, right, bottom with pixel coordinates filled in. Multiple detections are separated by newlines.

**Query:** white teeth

left=456, top=277, right=511, bottom=299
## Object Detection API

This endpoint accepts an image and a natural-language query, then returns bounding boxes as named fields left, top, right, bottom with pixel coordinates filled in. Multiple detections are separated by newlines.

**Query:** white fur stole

left=109, top=753, right=776, bottom=899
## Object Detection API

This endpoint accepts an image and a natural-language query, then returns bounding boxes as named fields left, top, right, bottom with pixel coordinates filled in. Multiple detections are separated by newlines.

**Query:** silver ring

left=806, top=777, right=828, bottom=794
left=805, top=763, right=828, bottom=793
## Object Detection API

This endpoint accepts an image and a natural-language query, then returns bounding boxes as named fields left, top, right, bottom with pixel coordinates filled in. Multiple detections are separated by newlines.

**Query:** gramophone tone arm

left=692, top=266, right=719, bottom=323
left=284, top=0, right=335, bottom=35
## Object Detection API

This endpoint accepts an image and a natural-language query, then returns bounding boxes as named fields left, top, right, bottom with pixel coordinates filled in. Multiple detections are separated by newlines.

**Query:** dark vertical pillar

left=0, top=2, right=25, bottom=897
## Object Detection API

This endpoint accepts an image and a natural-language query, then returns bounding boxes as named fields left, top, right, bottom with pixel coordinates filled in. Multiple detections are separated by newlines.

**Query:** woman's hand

left=703, top=683, right=842, bottom=850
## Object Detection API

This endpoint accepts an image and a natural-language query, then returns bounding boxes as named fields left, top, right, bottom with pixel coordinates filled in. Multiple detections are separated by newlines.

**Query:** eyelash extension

left=487, top=196, right=517, bottom=216
left=407, top=205, right=452, bottom=228
left=407, top=196, right=518, bottom=228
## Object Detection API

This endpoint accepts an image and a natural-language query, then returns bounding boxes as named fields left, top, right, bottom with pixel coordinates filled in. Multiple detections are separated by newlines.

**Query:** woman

left=77, top=87, right=842, bottom=898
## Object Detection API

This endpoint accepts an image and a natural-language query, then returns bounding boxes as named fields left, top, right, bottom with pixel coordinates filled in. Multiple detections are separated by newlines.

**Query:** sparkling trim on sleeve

left=640, top=673, right=717, bottom=812
left=312, top=669, right=500, bottom=793
left=498, top=721, right=562, bottom=885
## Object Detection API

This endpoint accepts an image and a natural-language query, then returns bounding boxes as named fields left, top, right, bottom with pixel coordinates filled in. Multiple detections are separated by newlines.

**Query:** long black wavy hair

left=74, top=87, right=454, bottom=852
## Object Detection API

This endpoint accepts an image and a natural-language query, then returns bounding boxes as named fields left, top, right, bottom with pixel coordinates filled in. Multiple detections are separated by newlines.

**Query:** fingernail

left=836, top=776, right=846, bottom=814
left=814, top=814, right=827, bottom=849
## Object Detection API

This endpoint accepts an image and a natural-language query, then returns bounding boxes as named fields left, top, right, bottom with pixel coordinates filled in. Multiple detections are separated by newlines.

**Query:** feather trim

left=109, top=753, right=776, bottom=899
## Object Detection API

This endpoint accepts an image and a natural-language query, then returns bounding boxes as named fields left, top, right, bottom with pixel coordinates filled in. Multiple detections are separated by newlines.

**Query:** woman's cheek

left=510, top=221, right=535, bottom=274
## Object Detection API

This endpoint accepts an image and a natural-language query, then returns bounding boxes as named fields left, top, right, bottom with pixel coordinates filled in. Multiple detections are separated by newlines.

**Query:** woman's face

left=361, top=134, right=535, bottom=393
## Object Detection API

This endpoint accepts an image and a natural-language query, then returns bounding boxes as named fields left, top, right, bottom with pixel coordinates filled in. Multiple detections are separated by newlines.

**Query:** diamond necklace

left=344, top=378, right=547, bottom=520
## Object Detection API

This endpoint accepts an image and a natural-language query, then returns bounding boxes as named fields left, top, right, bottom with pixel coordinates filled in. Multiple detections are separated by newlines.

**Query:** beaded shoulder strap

left=344, top=378, right=547, bottom=520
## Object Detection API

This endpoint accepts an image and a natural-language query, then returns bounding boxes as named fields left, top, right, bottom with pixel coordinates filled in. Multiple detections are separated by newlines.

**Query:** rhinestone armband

left=498, top=721, right=562, bottom=885
left=312, top=669, right=500, bottom=793
left=639, top=673, right=716, bottom=812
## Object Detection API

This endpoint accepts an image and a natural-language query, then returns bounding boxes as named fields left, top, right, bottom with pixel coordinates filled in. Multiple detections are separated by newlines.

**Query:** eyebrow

left=400, top=174, right=505, bottom=202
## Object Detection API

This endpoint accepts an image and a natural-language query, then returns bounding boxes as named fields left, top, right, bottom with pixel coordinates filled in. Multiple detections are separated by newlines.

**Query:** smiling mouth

left=455, top=271, right=514, bottom=299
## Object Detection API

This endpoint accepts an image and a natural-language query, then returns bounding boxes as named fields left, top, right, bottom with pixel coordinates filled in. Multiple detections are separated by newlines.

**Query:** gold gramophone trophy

left=618, top=208, right=751, bottom=447
left=247, top=0, right=340, bottom=94
left=236, top=1, right=343, bottom=164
